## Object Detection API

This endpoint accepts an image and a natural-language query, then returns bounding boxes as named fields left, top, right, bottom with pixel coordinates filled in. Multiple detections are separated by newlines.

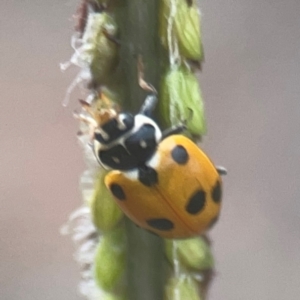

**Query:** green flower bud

left=101, top=292, right=127, bottom=300
left=90, top=171, right=123, bottom=232
left=165, top=237, right=214, bottom=271
left=160, top=66, right=206, bottom=136
left=76, top=12, right=119, bottom=85
left=94, top=227, right=127, bottom=291
left=175, top=0, right=203, bottom=61
left=165, top=275, right=203, bottom=300
left=160, top=0, right=203, bottom=61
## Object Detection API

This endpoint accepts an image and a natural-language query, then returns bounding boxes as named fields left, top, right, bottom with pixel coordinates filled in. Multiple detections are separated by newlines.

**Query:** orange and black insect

left=80, top=91, right=225, bottom=239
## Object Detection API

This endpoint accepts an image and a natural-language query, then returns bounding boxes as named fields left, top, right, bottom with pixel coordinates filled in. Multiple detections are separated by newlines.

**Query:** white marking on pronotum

left=147, top=152, right=160, bottom=169
left=123, top=169, right=139, bottom=181
left=112, top=157, right=120, bottom=164
left=140, top=140, right=147, bottom=148
left=134, top=114, right=162, bottom=143
left=94, top=128, right=109, bottom=141
left=116, top=115, right=127, bottom=130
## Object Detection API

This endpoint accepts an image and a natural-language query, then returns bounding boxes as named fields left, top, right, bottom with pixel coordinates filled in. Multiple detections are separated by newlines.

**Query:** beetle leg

left=139, top=94, right=158, bottom=116
left=161, top=124, right=187, bottom=140
left=216, top=166, right=227, bottom=176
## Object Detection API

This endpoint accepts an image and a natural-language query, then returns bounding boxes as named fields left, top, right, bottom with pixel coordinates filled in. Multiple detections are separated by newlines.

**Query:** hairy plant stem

left=114, top=1, right=165, bottom=299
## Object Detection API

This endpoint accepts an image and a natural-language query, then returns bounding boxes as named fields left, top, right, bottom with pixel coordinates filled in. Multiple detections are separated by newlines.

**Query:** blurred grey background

left=1, top=0, right=300, bottom=299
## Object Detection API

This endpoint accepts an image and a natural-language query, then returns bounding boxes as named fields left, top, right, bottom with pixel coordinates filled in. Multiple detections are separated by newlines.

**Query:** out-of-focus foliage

left=160, top=66, right=206, bottom=136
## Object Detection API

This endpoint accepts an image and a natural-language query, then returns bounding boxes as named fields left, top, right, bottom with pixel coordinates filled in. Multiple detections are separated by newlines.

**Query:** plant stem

left=114, top=1, right=165, bottom=299
left=125, top=222, right=165, bottom=300
left=115, top=0, right=162, bottom=111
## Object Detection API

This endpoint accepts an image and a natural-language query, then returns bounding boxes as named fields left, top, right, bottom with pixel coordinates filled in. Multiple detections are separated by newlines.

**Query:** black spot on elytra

left=110, top=183, right=126, bottom=200
left=146, top=218, right=174, bottom=231
left=186, top=190, right=206, bottom=214
left=171, top=145, right=189, bottom=164
left=212, top=180, right=222, bottom=203
left=138, top=166, right=158, bottom=186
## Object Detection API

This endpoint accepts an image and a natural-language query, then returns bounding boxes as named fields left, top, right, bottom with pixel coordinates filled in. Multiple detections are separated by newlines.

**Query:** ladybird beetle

left=90, top=94, right=225, bottom=239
